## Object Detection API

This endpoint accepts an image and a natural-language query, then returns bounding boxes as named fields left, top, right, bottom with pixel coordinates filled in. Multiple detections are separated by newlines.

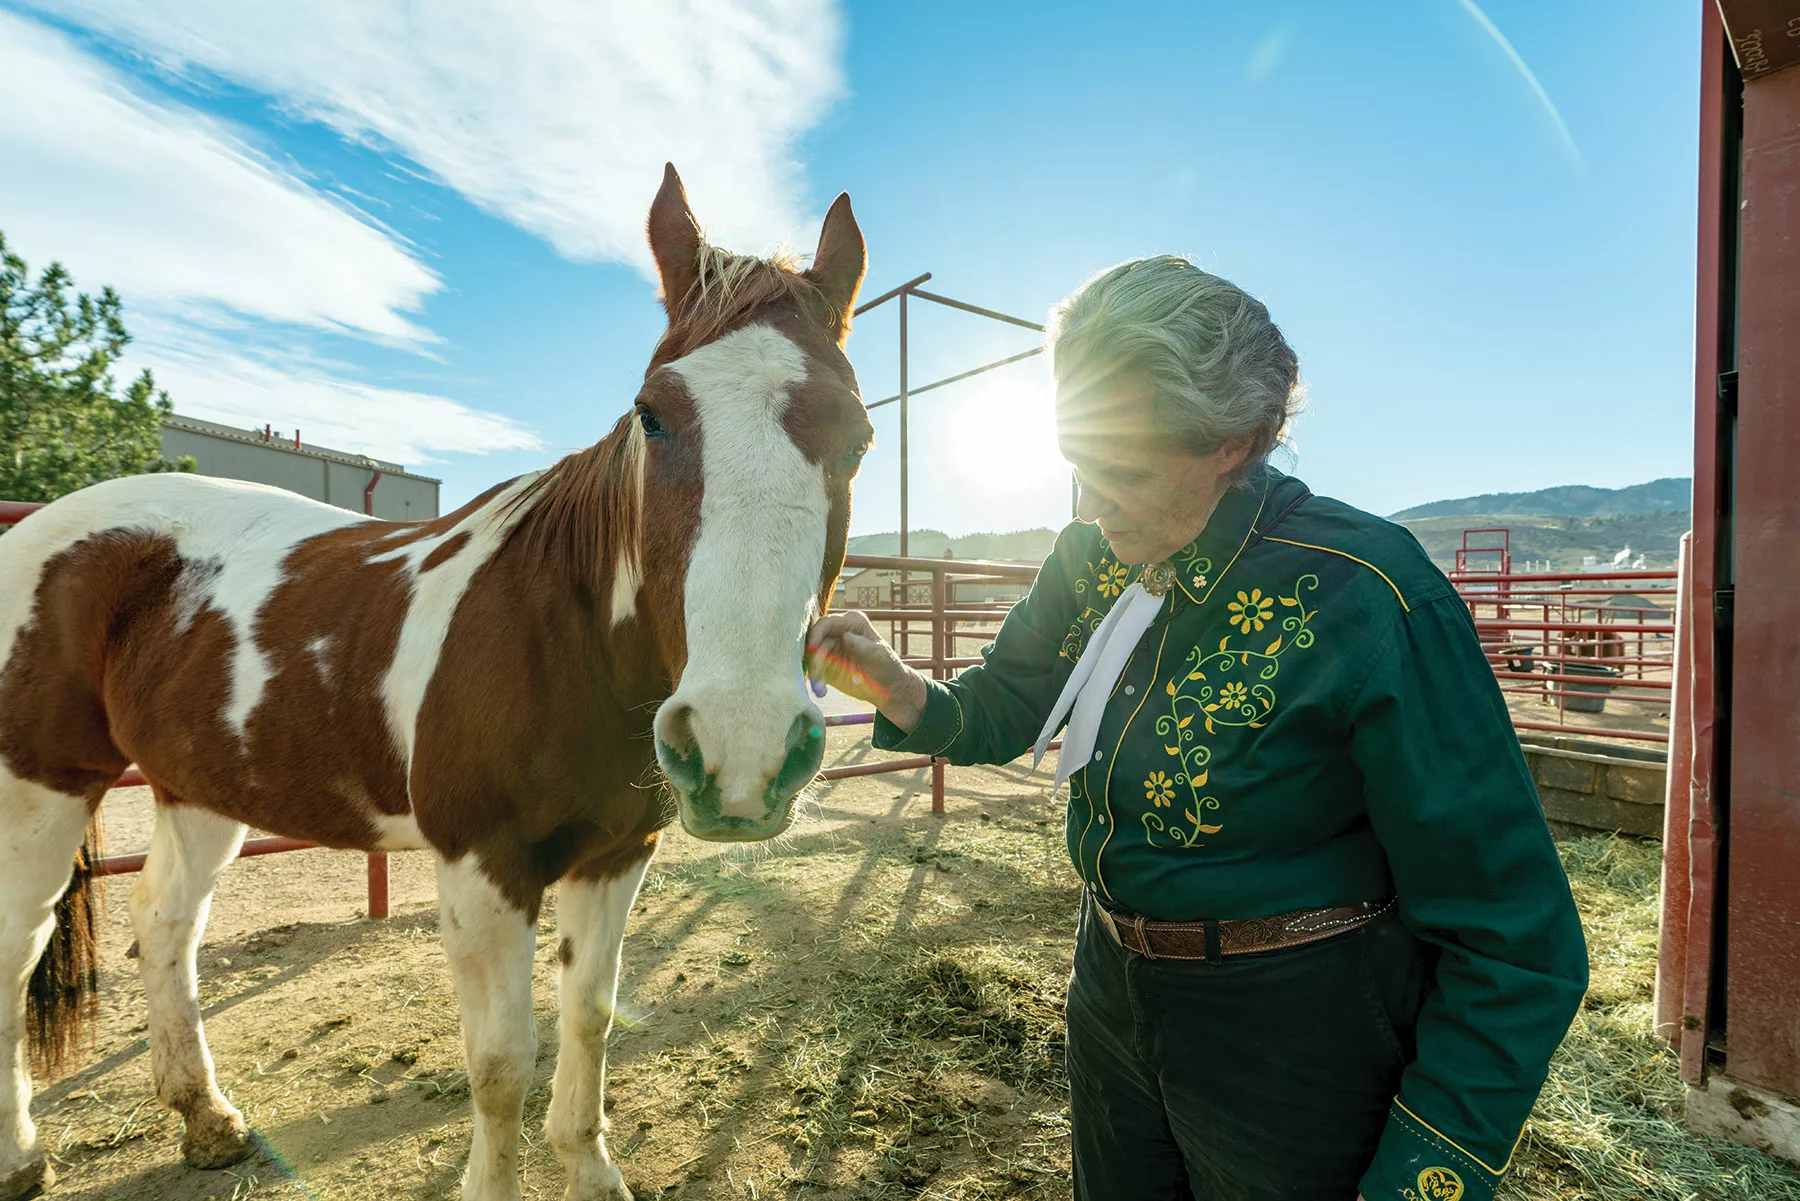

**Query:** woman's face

left=1056, top=371, right=1251, bottom=566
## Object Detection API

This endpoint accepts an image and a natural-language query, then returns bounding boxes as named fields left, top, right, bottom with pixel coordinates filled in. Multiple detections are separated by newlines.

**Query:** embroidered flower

left=1095, top=559, right=1129, bottom=598
left=1144, top=771, right=1175, bottom=808
left=1220, top=681, right=1249, bottom=708
left=1228, top=587, right=1274, bottom=633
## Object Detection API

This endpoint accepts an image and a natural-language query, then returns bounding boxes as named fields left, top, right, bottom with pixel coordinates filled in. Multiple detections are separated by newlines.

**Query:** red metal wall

left=1722, top=52, right=1800, bottom=1095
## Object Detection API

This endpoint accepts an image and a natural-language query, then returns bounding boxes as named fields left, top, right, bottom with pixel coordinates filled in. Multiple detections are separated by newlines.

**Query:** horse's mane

left=503, top=413, right=645, bottom=595
left=649, top=243, right=844, bottom=370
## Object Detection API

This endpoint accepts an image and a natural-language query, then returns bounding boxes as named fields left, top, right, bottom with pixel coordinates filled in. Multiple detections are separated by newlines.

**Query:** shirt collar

left=1168, top=466, right=1300, bottom=604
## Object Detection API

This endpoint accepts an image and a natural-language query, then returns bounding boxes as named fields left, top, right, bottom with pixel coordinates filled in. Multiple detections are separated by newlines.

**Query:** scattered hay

left=1504, top=835, right=1800, bottom=1200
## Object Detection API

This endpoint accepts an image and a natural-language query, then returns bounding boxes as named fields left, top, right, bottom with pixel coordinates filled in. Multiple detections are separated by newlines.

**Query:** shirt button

left=1093, top=750, right=1104, bottom=761
left=1124, top=685, right=1136, bottom=695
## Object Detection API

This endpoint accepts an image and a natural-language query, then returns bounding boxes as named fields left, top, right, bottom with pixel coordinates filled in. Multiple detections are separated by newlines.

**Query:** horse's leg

left=437, top=854, right=539, bottom=1201
left=128, top=802, right=252, bottom=1168
left=0, top=773, right=93, bottom=1200
left=545, top=851, right=654, bottom=1201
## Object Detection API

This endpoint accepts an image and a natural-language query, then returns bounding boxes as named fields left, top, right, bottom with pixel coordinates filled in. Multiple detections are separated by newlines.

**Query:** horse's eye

left=637, top=406, right=666, bottom=438
left=842, top=443, right=869, bottom=469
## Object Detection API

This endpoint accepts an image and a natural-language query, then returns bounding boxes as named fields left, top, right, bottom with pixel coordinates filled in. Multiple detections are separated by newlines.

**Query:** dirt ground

left=29, top=728, right=1793, bottom=1201
left=35, top=733, right=1081, bottom=1201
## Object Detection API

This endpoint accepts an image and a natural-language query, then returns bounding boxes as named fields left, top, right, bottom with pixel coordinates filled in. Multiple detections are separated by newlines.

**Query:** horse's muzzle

left=656, top=710, right=825, bottom=842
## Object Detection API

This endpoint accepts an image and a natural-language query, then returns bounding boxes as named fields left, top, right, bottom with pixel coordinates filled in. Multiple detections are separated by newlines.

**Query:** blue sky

left=0, top=1, right=1699, bottom=534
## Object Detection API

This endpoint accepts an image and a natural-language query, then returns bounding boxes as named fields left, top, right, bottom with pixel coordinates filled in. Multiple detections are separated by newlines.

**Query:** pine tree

left=0, top=230, right=192, bottom=505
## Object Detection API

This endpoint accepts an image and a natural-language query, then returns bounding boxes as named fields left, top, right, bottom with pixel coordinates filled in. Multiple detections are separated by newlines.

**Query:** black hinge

left=1718, top=370, right=1739, bottom=415
left=1714, top=587, right=1735, bottom=631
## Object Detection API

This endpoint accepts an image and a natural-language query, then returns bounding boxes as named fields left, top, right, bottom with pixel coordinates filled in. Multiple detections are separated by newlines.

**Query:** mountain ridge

left=846, top=478, right=1693, bottom=572
left=1388, top=477, right=1690, bottom=520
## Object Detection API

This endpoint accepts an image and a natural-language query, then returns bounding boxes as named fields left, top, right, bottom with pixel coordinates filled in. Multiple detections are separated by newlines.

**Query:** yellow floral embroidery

left=1228, top=587, right=1274, bottom=633
left=1063, top=546, right=1151, bottom=661
left=1143, top=574, right=1321, bottom=850
left=1144, top=771, right=1175, bottom=808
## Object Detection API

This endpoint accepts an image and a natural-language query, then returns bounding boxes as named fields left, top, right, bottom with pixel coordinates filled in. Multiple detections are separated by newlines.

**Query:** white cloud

left=136, top=323, right=543, bottom=466
left=24, top=0, right=848, bottom=272
left=0, top=9, right=545, bottom=463
left=0, top=8, right=440, bottom=342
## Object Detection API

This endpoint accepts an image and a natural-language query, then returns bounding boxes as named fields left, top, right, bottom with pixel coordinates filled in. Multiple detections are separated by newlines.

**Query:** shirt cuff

left=1358, top=1101, right=1510, bottom=1201
left=870, top=679, right=965, bottom=757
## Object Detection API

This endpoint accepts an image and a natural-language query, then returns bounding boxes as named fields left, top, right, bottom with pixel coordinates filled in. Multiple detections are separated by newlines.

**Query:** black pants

left=1067, top=893, right=1433, bottom=1200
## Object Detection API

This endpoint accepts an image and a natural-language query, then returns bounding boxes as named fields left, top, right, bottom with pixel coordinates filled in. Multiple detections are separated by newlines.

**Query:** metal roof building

left=160, top=414, right=440, bottom=520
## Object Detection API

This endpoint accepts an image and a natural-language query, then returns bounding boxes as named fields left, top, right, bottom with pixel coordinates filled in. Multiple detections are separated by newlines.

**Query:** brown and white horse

left=0, top=165, right=871, bottom=1201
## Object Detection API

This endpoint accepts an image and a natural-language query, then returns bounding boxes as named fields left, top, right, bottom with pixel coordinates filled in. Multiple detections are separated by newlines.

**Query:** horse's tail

left=27, top=817, right=102, bottom=1079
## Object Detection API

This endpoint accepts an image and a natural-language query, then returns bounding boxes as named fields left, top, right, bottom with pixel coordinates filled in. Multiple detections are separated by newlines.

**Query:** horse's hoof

left=0, top=1157, right=53, bottom=1200
left=182, top=1109, right=253, bottom=1169
left=562, top=1164, right=633, bottom=1201
left=565, top=1184, right=632, bottom=1201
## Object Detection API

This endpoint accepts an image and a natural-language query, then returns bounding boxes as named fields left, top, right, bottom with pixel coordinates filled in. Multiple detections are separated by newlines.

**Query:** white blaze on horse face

left=663, top=323, right=828, bottom=818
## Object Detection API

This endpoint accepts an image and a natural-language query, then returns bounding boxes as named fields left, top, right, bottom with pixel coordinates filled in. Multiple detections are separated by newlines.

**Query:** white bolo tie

left=1030, top=561, right=1188, bottom=790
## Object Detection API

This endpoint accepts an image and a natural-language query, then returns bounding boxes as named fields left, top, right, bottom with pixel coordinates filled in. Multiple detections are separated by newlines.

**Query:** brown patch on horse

left=408, top=509, right=674, bottom=912
left=94, top=523, right=416, bottom=845
left=422, top=531, right=472, bottom=572
left=0, top=530, right=170, bottom=797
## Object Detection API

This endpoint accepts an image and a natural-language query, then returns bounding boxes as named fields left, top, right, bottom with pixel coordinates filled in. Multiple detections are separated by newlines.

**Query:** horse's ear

left=648, top=163, right=703, bottom=317
left=808, top=192, right=866, bottom=342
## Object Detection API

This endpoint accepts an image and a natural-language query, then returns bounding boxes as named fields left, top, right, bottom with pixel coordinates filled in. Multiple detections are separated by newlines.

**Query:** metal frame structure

left=850, top=275, right=1056, bottom=660
left=1659, top=1, right=1800, bottom=1156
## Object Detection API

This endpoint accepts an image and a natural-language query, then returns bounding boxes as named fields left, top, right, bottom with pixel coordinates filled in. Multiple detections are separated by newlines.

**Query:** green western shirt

left=873, top=468, right=1588, bottom=1201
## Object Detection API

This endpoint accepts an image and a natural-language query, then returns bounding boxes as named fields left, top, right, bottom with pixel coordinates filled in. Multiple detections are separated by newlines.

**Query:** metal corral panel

left=159, top=415, right=439, bottom=520
left=1723, top=49, right=1800, bottom=1097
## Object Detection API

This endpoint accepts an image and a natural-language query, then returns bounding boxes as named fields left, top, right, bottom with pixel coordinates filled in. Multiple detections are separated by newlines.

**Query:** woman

left=805, top=256, right=1587, bottom=1201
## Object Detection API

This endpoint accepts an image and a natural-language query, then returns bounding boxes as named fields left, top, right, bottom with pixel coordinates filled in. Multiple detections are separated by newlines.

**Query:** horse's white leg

left=129, top=803, right=252, bottom=1169
left=0, top=774, right=92, bottom=1200
left=545, top=854, right=653, bottom=1201
left=437, top=855, right=538, bottom=1201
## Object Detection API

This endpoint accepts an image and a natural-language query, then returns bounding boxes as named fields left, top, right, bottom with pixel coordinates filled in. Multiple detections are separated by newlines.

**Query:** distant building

left=161, top=414, right=440, bottom=520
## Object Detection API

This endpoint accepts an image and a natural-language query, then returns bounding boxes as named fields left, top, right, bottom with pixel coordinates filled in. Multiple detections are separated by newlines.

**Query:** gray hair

left=1046, top=255, right=1301, bottom=479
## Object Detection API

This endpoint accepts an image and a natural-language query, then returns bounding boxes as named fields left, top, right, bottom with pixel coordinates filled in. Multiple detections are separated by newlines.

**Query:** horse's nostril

left=655, top=702, right=709, bottom=796
left=785, top=711, right=823, bottom=757
left=772, top=711, right=827, bottom=798
left=661, top=703, right=698, bottom=758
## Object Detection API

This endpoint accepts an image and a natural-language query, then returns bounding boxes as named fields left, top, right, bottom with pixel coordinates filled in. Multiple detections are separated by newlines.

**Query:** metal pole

left=899, top=288, right=909, bottom=558
left=898, top=289, right=909, bottom=658
left=367, top=852, right=390, bottom=919
left=931, top=568, right=946, bottom=815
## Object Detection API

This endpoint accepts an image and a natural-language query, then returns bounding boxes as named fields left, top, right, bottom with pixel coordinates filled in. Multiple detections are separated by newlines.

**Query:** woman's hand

left=804, top=611, right=929, bottom=732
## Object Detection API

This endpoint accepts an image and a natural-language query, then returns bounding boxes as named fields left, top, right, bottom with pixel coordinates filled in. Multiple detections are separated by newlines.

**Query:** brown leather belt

left=1088, top=893, right=1396, bottom=962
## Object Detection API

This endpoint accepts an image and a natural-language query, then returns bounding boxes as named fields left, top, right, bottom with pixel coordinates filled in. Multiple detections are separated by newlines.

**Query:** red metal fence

left=845, top=551, right=1680, bottom=747
left=1451, top=567, right=1677, bottom=745
left=7, top=490, right=1671, bottom=922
